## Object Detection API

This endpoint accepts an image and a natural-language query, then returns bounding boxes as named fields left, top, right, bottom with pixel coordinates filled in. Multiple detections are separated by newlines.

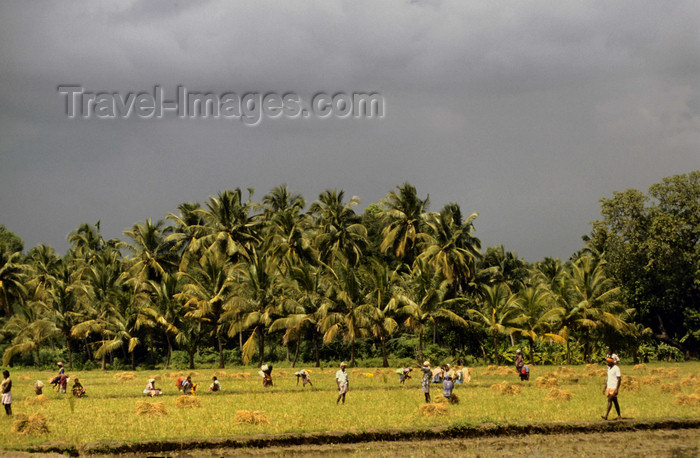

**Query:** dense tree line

left=0, top=175, right=697, bottom=370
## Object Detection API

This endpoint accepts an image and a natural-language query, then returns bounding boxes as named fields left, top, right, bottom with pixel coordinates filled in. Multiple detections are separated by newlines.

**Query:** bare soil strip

left=6, top=418, right=700, bottom=456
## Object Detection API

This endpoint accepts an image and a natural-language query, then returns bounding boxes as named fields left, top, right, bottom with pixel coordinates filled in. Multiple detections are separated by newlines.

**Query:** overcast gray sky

left=1, top=0, right=698, bottom=261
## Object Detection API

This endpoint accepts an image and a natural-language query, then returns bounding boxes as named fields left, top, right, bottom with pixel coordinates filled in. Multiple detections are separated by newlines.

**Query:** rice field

left=0, top=362, right=698, bottom=452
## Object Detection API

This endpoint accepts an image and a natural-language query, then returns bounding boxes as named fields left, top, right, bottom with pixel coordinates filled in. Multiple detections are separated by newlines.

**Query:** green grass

left=0, top=362, right=698, bottom=450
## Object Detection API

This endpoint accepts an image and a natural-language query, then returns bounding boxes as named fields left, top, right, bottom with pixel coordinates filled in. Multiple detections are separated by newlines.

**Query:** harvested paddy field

left=1, top=362, right=698, bottom=456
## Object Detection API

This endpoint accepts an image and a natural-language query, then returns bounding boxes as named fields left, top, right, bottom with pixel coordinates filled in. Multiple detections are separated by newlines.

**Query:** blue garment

left=443, top=379, right=454, bottom=398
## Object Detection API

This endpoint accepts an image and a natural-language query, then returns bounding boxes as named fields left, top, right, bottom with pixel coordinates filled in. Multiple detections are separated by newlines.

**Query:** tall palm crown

left=379, top=183, right=432, bottom=265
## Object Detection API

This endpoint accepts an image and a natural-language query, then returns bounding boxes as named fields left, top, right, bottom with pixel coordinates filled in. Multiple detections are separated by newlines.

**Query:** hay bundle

left=24, top=394, right=50, bottom=406
left=490, top=381, right=522, bottom=395
left=233, top=410, right=271, bottom=425
left=622, top=376, right=640, bottom=392
left=633, top=364, right=647, bottom=371
left=554, top=366, right=576, bottom=377
left=496, top=366, right=513, bottom=376
left=681, top=375, right=700, bottom=387
left=641, top=376, right=660, bottom=386
left=278, top=370, right=289, bottom=376
left=148, top=374, right=161, bottom=381
left=544, top=388, right=572, bottom=401
left=214, top=371, right=227, bottom=378
left=664, top=368, right=679, bottom=378
left=586, top=367, right=606, bottom=378
left=585, top=364, right=597, bottom=370
left=11, top=413, right=49, bottom=435
left=483, top=365, right=498, bottom=375
left=176, top=396, right=202, bottom=408
left=364, top=373, right=374, bottom=378
left=660, top=383, right=682, bottom=393
left=18, top=376, right=32, bottom=381
left=189, top=371, right=201, bottom=377
left=674, top=393, right=700, bottom=407
left=114, top=372, right=136, bottom=381
left=434, top=393, right=460, bottom=405
left=136, top=401, right=168, bottom=417
left=650, top=368, right=671, bottom=377
left=535, top=375, right=559, bottom=389
left=240, top=372, right=251, bottom=378
left=419, top=403, right=449, bottom=416
left=165, top=372, right=183, bottom=378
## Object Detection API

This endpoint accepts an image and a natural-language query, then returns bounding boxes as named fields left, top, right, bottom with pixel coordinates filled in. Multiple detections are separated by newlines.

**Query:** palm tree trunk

left=566, top=338, right=571, bottom=365
left=418, top=329, right=424, bottom=362
left=217, top=332, right=224, bottom=369
left=480, top=344, right=487, bottom=364
left=84, top=338, right=92, bottom=361
left=314, top=333, right=320, bottom=368
left=131, top=351, right=136, bottom=370
left=380, top=336, right=389, bottom=367
left=101, top=353, right=106, bottom=370
left=165, top=333, right=172, bottom=370
left=494, top=331, right=499, bottom=365
left=433, top=322, right=437, bottom=344
left=292, top=339, right=300, bottom=368
left=258, top=327, right=265, bottom=366
left=35, top=345, right=41, bottom=366
left=529, top=339, right=535, bottom=366
left=350, top=339, right=356, bottom=367
left=65, top=334, right=73, bottom=370
left=188, top=350, right=195, bottom=369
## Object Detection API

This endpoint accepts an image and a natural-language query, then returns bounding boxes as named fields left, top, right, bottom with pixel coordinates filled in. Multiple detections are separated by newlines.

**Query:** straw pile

left=278, top=370, right=289, bottom=376
left=114, top=372, right=136, bottom=382
left=660, top=383, right=682, bottom=393
left=544, top=388, right=572, bottom=401
left=189, top=371, right=201, bottom=377
left=148, top=374, right=161, bottom=381
left=651, top=368, right=678, bottom=378
left=11, top=413, right=49, bottom=435
left=136, top=401, right=168, bottom=417
left=674, top=393, right=700, bottom=406
left=681, top=374, right=700, bottom=387
left=214, top=371, right=227, bottom=378
left=164, top=372, right=184, bottom=378
left=535, top=375, right=559, bottom=389
left=484, top=365, right=513, bottom=376
left=490, top=381, right=521, bottom=395
left=434, top=393, right=460, bottom=405
left=622, top=376, right=640, bottom=392
left=24, top=394, right=50, bottom=406
left=633, top=364, right=647, bottom=371
left=419, top=403, right=449, bottom=416
left=641, top=376, right=661, bottom=386
left=554, top=366, right=576, bottom=377
left=585, top=367, right=606, bottom=378
left=240, top=372, right=251, bottom=378
left=18, top=376, right=32, bottom=381
left=233, top=410, right=271, bottom=425
left=176, top=396, right=202, bottom=408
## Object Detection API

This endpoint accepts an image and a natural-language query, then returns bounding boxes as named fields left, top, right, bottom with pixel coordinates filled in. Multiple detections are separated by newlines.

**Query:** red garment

left=175, top=376, right=186, bottom=390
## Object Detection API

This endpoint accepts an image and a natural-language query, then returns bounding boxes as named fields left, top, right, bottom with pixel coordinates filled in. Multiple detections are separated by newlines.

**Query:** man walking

left=336, top=362, right=349, bottom=404
left=602, top=356, right=622, bottom=420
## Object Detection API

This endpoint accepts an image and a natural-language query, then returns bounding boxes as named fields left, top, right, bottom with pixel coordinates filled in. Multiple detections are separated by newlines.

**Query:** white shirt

left=607, top=365, right=621, bottom=389
left=336, top=369, right=349, bottom=384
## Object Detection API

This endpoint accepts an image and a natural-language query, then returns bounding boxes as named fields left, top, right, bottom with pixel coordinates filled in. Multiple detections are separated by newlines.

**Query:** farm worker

left=58, top=374, right=68, bottom=394
left=431, top=365, right=444, bottom=383
left=442, top=375, right=454, bottom=401
left=417, top=361, right=432, bottom=403
left=601, top=357, right=622, bottom=421
left=50, top=362, right=65, bottom=389
left=398, top=367, right=412, bottom=385
left=72, top=377, right=86, bottom=397
left=259, top=364, right=273, bottom=387
left=208, top=376, right=222, bottom=392
left=1, top=370, right=12, bottom=415
left=515, top=349, right=524, bottom=375
left=34, top=380, right=44, bottom=395
left=295, top=370, right=313, bottom=387
left=144, top=378, right=162, bottom=396
left=444, top=364, right=456, bottom=381
left=181, top=375, right=196, bottom=395
left=336, top=362, right=349, bottom=404
left=175, top=375, right=186, bottom=391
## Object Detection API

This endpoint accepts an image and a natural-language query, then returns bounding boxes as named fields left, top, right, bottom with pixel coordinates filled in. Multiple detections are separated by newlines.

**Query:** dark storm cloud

left=1, top=0, right=698, bottom=260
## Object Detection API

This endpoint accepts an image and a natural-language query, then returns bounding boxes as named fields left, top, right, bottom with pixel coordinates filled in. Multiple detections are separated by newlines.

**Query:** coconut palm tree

left=223, top=251, right=280, bottom=366
left=176, top=250, right=236, bottom=369
left=0, top=249, right=28, bottom=317
left=419, top=203, right=481, bottom=293
left=395, top=258, right=470, bottom=362
left=122, top=219, right=177, bottom=282
left=2, top=301, right=58, bottom=366
left=141, top=273, right=184, bottom=369
left=379, top=183, right=433, bottom=265
left=512, top=285, right=564, bottom=365
left=309, top=189, right=367, bottom=267
left=467, top=282, right=521, bottom=365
